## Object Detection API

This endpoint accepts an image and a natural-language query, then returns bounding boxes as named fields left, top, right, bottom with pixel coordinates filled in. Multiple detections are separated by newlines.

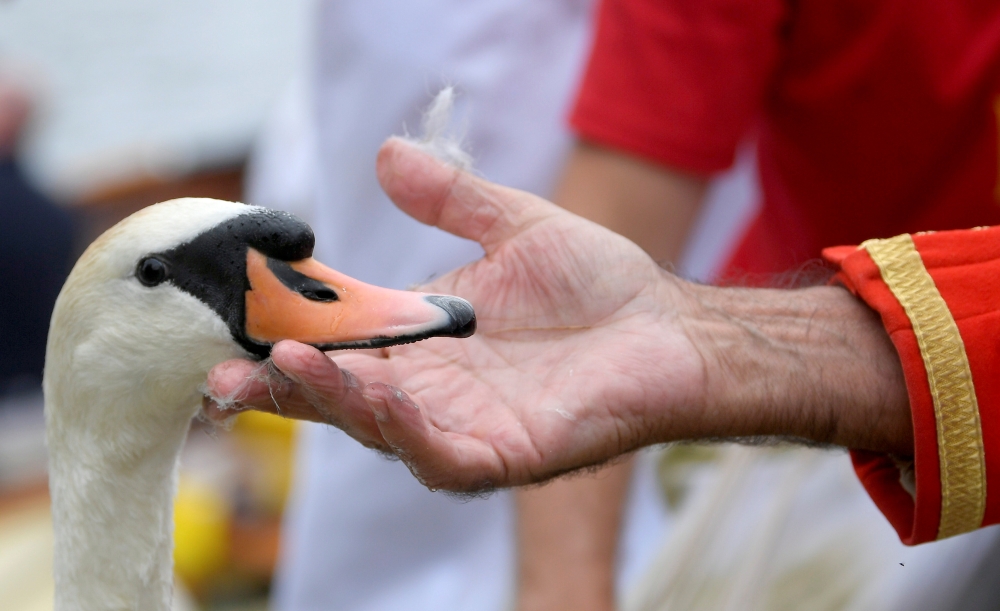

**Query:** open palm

left=206, top=139, right=706, bottom=491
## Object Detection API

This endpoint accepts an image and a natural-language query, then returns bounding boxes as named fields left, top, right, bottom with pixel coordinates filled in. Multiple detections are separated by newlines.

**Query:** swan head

left=44, top=197, right=476, bottom=447
left=43, top=197, right=478, bottom=610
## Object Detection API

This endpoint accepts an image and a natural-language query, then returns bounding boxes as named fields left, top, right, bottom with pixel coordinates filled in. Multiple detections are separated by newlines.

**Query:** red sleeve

left=823, top=226, right=1000, bottom=545
left=570, top=0, right=785, bottom=174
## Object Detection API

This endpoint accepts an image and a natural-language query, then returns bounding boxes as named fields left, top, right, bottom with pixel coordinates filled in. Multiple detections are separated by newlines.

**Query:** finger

left=376, top=137, right=558, bottom=256
left=205, top=358, right=269, bottom=404
left=362, top=382, right=507, bottom=492
left=203, top=357, right=334, bottom=424
left=267, top=341, right=388, bottom=448
left=202, top=343, right=387, bottom=448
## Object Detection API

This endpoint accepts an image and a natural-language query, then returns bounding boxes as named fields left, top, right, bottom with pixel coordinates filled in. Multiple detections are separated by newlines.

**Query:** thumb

left=376, top=137, right=558, bottom=256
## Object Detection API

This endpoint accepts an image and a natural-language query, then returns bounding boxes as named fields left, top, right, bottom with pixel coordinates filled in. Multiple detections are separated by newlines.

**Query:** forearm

left=674, top=282, right=912, bottom=454
left=206, top=142, right=992, bottom=545
left=515, top=460, right=633, bottom=611
left=553, top=141, right=706, bottom=262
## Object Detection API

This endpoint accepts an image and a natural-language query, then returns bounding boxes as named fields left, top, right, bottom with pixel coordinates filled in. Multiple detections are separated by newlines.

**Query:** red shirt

left=571, top=0, right=1000, bottom=275
left=571, top=0, right=1000, bottom=544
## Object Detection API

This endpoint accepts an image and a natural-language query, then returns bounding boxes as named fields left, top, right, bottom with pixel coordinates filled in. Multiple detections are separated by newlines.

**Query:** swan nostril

left=266, top=258, right=339, bottom=302
left=299, top=287, right=338, bottom=302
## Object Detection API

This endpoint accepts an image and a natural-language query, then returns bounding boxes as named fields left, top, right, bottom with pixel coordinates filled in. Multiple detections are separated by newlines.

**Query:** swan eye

left=136, top=257, right=169, bottom=287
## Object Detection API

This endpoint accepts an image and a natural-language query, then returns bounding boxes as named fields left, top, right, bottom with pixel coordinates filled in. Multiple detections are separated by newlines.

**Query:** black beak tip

left=424, top=295, right=477, bottom=338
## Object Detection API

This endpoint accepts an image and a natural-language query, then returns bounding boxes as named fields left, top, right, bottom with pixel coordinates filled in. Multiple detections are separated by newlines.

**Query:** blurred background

left=7, top=2, right=1000, bottom=611
left=0, top=1, right=311, bottom=609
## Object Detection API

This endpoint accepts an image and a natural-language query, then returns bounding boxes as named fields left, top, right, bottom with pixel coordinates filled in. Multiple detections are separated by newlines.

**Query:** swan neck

left=49, top=404, right=193, bottom=611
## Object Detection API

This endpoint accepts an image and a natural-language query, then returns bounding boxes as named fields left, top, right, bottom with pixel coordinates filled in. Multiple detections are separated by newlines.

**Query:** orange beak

left=244, top=248, right=475, bottom=350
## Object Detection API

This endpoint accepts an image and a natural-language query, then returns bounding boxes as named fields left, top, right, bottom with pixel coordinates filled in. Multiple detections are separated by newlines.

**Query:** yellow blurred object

left=232, top=411, right=297, bottom=515
left=172, top=411, right=297, bottom=598
left=173, top=477, right=231, bottom=589
left=232, top=409, right=296, bottom=441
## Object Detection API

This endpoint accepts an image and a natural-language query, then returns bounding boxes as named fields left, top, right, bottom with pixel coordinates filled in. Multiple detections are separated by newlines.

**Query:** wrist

left=678, top=282, right=912, bottom=454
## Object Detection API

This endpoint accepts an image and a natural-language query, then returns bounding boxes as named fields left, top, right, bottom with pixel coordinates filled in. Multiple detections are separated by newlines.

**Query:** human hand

left=205, top=138, right=911, bottom=492
left=205, top=138, right=709, bottom=490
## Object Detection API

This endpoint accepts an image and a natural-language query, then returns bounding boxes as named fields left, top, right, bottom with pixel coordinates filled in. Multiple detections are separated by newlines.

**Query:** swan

left=43, top=197, right=475, bottom=611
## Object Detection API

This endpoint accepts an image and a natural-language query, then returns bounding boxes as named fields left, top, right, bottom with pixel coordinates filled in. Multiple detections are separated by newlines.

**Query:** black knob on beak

left=424, top=295, right=477, bottom=338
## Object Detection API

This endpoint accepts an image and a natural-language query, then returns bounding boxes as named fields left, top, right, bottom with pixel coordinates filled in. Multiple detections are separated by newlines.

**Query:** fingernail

left=394, top=388, right=418, bottom=411
left=366, top=394, right=389, bottom=422
left=341, top=368, right=360, bottom=391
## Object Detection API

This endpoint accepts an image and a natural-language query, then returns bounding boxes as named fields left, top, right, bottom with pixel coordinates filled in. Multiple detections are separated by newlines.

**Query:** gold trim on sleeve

left=863, top=234, right=986, bottom=539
